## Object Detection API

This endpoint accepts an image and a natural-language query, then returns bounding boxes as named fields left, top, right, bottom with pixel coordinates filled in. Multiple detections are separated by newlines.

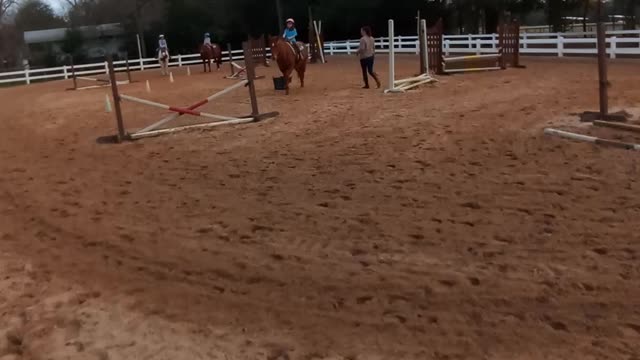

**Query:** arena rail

left=1, top=29, right=639, bottom=86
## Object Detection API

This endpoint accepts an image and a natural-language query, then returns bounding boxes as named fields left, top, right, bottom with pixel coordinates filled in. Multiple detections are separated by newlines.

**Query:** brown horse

left=270, top=36, right=308, bottom=95
left=200, top=43, right=222, bottom=72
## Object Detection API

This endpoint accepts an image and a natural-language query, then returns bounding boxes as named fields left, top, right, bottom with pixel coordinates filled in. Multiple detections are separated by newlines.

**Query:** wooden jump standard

left=431, top=20, right=522, bottom=75
left=108, top=41, right=278, bottom=142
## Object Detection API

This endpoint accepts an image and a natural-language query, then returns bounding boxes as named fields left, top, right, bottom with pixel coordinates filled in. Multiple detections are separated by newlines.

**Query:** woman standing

left=357, top=26, right=381, bottom=89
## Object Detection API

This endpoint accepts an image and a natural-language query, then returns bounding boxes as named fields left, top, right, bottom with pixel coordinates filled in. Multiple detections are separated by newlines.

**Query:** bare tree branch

left=0, top=0, right=20, bottom=22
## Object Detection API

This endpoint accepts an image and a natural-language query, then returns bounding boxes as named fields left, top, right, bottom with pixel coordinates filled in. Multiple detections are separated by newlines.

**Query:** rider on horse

left=203, top=32, right=212, bottom=48
left=158, top=34, right=169, bottom=57
left=283, top=18, right=302, bottom=59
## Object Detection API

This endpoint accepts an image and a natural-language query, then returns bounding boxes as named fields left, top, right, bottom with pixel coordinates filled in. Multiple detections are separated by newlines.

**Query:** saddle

left=287, top=42, right=305, bottom=62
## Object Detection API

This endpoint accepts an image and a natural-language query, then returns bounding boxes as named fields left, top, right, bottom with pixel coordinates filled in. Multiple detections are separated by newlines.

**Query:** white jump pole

left=544, top=128, right=640, bottom=151
left=443, top=66, right=502, bottom=73
left=131, top=117, right=256, bottom=140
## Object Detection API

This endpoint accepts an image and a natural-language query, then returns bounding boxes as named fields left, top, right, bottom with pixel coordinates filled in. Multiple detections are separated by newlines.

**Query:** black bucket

left=273, top=76, right=286, bottom=90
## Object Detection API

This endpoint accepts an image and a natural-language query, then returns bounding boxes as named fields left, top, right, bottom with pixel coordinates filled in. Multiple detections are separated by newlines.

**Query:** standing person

left=204, top=32, right=212, bottom=47
left=357, top=26, right=381, bottom=89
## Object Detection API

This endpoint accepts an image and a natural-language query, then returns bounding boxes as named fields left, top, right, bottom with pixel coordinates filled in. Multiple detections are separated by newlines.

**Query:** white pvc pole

left=137, top=34, right=144, bottom=71
left=443, top=66, right=501, bottom=73
left=386, top=20, right=396, bottom=93
left=131, top=117, right=256, bottom=140
left=544, top=128, right=640, bottom=151
left=394, top=74, right=432, bottom=84
left=397, top=77, right=436, bottom=91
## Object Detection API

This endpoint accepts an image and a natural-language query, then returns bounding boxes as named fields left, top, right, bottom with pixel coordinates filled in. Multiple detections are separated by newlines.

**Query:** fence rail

left=2, top=29, right=640, bottom=86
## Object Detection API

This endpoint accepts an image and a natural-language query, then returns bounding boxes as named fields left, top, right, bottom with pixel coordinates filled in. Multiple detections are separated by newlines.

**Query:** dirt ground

left=1, top=55, right=640, bottom=360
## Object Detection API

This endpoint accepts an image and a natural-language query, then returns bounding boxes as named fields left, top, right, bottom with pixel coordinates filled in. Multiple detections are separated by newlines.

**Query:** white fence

left=325, top=29, right=640, bottom=58
left=2, top=29, right=640, bottom=86
left=0, top=49, right=248, bottom=86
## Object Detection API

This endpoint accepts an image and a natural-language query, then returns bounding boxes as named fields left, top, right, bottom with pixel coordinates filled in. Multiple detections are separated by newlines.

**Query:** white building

left=23, top=23, right=127, bottom=65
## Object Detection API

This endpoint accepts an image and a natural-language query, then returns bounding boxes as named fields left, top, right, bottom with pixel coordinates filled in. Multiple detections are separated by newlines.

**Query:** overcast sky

left=44, top=0, right=65, bottom=13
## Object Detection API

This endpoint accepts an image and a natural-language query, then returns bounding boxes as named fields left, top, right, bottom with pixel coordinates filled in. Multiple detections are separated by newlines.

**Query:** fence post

left=24, top=62, right=30, bottom=85
left=445, top=40, right=450, bottom=56
left=492, top=34, right=497, bottom=49
left=63, top=65, right=68, bottom=79
left=523, top=33, right=528, bottom=49
left=610, top=36, right=617, bottom=59
left=105, top=60, right=109, bottom=74
left=558, top=36, right=564, bottom=57
left=416, top=40, right=420, bottom=54
left=330, top=43, right=334, bottom=55
left=476, top=39, right=481, bottom=55
left=346, top=42, right=351, bottom=55
left=178, top=54, right=183, bottom=67
left=468, top=35, right=472, bottom=49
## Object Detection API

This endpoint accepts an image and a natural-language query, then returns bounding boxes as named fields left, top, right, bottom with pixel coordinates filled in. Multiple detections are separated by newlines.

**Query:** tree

left=0, top=0, right=20, bottom=23
left=14, top=0, right=65, bottom=31
left=61, top=27, right=84, bottom=57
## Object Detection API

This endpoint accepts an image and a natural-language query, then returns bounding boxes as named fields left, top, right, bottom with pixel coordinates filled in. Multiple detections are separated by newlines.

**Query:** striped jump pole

left=77, top=77, right=111, bottom=83
left=442, top=51, right=503, bottom=74
left=136, top=79, right=250, bottom=134
left=105, top=40, right=278, bottom=142
left=119, top=94, right=247, bottom=122
left=544, top=128, right=640, bottom=151
left=443, top=53, right=502, bottom=62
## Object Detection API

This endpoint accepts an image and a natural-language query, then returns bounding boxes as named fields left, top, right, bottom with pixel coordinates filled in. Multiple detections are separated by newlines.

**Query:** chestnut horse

left=200, top=43, right=222, bottom=72
left=270, top=36, right=308, bottom=95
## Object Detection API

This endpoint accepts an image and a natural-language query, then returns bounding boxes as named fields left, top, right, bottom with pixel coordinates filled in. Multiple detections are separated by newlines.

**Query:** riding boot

left=362, top=76, right=370, bottom=89
left=294, top=45, right=301, bottom=61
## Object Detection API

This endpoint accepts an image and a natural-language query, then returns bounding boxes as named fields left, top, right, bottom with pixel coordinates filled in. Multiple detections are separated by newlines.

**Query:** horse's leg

left=284, top=69, right=293, bottom=95
left=296, top=64, right=305, bottom=88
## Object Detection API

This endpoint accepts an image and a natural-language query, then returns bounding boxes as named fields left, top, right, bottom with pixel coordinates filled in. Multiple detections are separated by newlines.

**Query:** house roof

left=24, top=23, right=124, bottom=44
